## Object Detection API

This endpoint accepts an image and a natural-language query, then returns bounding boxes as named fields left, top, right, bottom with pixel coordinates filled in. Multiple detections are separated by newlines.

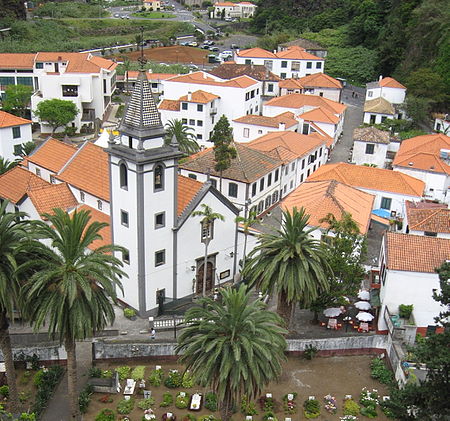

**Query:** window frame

left=155, top=249, right=166, bottom=267
left=12, top=126, right=21, bottom=139
left=365, top=143, right=375, bottom=155
left=155, top=212, right=165, bottom=229
left=121, top=210, right=129, bottom=227
left=154, top=164, right=165, bottom=191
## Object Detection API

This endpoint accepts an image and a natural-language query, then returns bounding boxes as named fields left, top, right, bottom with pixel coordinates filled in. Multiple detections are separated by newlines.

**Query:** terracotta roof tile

left=281, top=180, right=374, bottom=234
left=279, top=79, right=304, bottom=90
left=308, top=162, right=425, bottom=197
left=236, top=48, right=277, bottom=59
left=275, top=46, right=322, bottom=60
left=0, top=166, right=49, bottom=204
left=179, top=90, right=219, bottom=104
left=379, top=77, right=406, bottom=89
left=27, top=138, right=78, bottom=173
left=393, top=134, right=450, bottom=175
left=27, top=182, right=78, bottom=219
left=233, top=112, right=297, bottom=128
left=168, top=71, right=258, bottom=88
left=177, top=175, right=203, bottom=216
left=309, top=125, right=334, bottom=148
left=75, top=204, right=111, bottom=250
left=0, top=53, right=36, bottom=69
left=385, top=232, right=450, bottom=273
left=35, top=52, right=116, bottom=73
left=180, top=143, right=282, bottom=183
left=159, top=99, right=181, bottom=111
left=406, top=207, right=450, bottom=233
left=297, top=73, right=342, bottom=89
left=353, top=127, right=390, bottom=144
left=300, top=107, right=339, bottom=124
left=364, top=97, right=395, bottom=115
left=209, top=63, right=280, bottom=81
left=126, top=71, right=178, bottom=80
left=265, top=93, right=346, bottom=114
left=57, top=142, right=109, bottom=201
left=0, top=111, right=31, bottom=128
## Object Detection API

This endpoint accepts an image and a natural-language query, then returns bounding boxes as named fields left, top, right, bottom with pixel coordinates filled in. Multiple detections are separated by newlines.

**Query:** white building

left=213, top=1, right=257, bottom=19
left=232, top=112, right=298, bottom=143
left=378, top=232, right=449, bottom=334
left=0, top=111, right=33, bottom=162
left=0, top=53, right=36, bottom=99
left=124, top=71, right=177, bottom=95
left=308, top=162, right=425, bottom=218
left=393, top=133, right=450, bottom=203
left=404, top=201, right=450, bottom=239
left=234, top=46, right=325, bottom=79
left=434, top=113, right=449, bottom=136
left=366, top=76, right=407, bottom=105
left=352, top=127, right=395, bottom=168
left=143, top=0, right=161, bottom=11
left=280, top=73, right=342, bottom=102
left=363, top=97, right=396, bottom=125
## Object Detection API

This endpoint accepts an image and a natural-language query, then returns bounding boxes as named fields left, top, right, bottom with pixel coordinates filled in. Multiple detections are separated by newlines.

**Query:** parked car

left=188, top=42, right=198, bottom=47
left=210, top=46, right=219, bottom=52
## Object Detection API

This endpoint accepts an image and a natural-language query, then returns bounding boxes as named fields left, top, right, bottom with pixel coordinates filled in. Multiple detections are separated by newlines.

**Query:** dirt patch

left=85, top=355, right=392, bottom=420
left=117, top=46, right=208, bottom=65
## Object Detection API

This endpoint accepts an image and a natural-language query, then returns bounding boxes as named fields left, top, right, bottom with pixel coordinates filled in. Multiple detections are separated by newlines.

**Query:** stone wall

left=0, top=345, right=67, bottom=364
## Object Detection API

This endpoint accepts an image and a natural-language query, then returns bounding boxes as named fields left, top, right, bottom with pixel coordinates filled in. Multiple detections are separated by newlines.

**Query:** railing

left=81, top=109, right=96, bottom=121
left=153, top=317, right=185, bottom=330
left=210, top=107, right=217, bottom=115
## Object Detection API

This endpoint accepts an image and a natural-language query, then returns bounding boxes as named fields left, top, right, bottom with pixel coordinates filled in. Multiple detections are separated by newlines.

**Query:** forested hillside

left=0, top=0, right=26, bottom=20
left=252, top=0, right=449, bottom=108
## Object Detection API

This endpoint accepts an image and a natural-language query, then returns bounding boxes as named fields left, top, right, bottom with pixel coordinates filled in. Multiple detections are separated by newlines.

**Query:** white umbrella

left=358, top=290, right=370, bottom=300
left=355, top=301, right=371, bottom=310
left=356, top=311, right=374, bottom=322
left=323, top=307, right=342, bottom=318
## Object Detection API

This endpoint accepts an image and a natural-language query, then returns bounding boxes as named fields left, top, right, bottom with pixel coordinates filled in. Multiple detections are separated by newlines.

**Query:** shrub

left=117, top=398, right=134, bottom=414
left=148, top=368, right=164, bottom=386
left=241, top=394, right=258, bottom=415
left=370, top=357, right=394, bottom=385
left=198, top=416, right=216, bottom=421
left=160, top=392, right=173, bottom=407
left=399, top=304, right=413, bottom=319
left=123, top=308, right=136, bottom=319
left=102, top=370, right=114, bottom=379
left=343, top=399, right=360, bottom=416
left=95, top=408, right=116, bottom=421
left=32, top=365, right=64, bottom=417
left=79, top=384, right=94, bottom=414
left=282, top=393, right=297, bottom=414
left=303, top=398, right=320, bottom=418
left=258, top=396, right=279, bottom=412
left=138, top=397, right=156, bottom=409
left=164, top=370, right=182, bottom=388
left=89, top=367, right=103, bottom=378
left=18, top=414, right=36, bottom=421
left=304, top=344, right=318, bottom=360
left=19, top=391, right=31, bottom=403
left=359, top=388, right=379, bottom=409
left=175, top=392, right=190, bottom=409
left=0, top=385, right=9, bottom=398
left=360, top=405, right=378, bottom=418
left=181, top=370, right=194, bottom=388
left=204, top=392, right=217, bottom=412
left=131, top=365, right=146, bottom=381
left=116, top=366, right=131, bottom=381
left=33, top=369, right=45, bottom=387
left=98, top=394, right=114, bottom=403
left=182, top=415, right=196, bottom=421
left=262, top=411, right=278, bottom=421
left=20, top=370, right=32, bottom=385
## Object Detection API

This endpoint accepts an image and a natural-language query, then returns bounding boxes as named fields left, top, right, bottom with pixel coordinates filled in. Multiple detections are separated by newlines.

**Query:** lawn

left=132, top=12, right=176, bottom=19
left=84, top=355, right=393, bottom=420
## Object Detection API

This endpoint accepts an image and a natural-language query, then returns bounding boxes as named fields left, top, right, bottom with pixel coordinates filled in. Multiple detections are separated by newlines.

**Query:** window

left=267, top=83, right=274, bottom=93
left=424, top=231, right=437, bottom=237
left=97, top=200, right=102, bottom=211
left=250, top=206, right=257, bottom=215
left=370, top=114, right=376, bottom=124
left=197, top=104, right=203, bottom=112
left=119, top=163, right=128, bottom=189
left=245, top=92, right=250, bottom=101
left=35, top=62, right=44, bottom=69
left=306, top=62, right=312, bottom=69
left=189, top=119, right=195, bottom=125
left=281, top=61, right=287, bottom=68
left=155, top=212, right=165, bottom=228
left=283, top=185, right=287, bottom=194
left=319, top=147, right=322, bottom=157
left=280, top=73, right=286, bottom=79
left=12, top=126, right=21, bottom=139
left=122, top=249, right=130, bottom=264
left=274, top=169, right=279, bottom=182
left=228, top=182, right=238, bottom=198
left=368, top=91, right=373, bottom=97
left=182, top=102, right=188, bottom=110
left=300, top=174, right=304, bottom=182
left=255, top=105, right=258, bottom=112
left=290, top=180, right=293, bottom=189
left=381, top=116, right=387, bottom=123
left=245, top=59, right=251, bottom=65
left=259, top=178, right=264, bottom=192
left=265, top=195, right=271, bottom=209
left=13, top=144, right=21, bottom=155
left=151, top=83, right=158, bottom=89
left=268, top=173, right=272, bottom=186
left=210, top=178, right=217, bottom=188
left=0, top=77, right=14, bottom=86
left=197, top=134, right=202, bottom=140
left=302, top=159, right=305, bottom=169
left=197, top=120, right=203, bottom=126
left=35, top=168, right=41, bottom=176
left=121, top=210, right=129, bottom=227
left=188, top=173, right=197, bottom=180
left=80, top=191, right=85, bottom=202
left=319, top=92, right=323, bottom=97
left=257, top=201, right=264, bottom=214
left=302, top=123, right=309, bottom=135
left=365, top=144, right=375, bottom=154
left=291, top=61, right=300, bottom=71
left=103, top=79, right=107, bottom=94
left=243, top=128, right=249, bottom=138
left=17, top=76, right=33, bottom=86
left=251, top=90, right=255, bottom=98
left=62, top=85, right=78, bottom=97
left=291, top=162, right=295, bottom=171
left=258, top=129, right=263, bottom=134
left=182, top=118, right=187, bottom=124
left=285, top=166, right=288, bottom=175
left=251, top=182, right=257, bottom=197
left=154, top=165, right=164, bottom=190
left=380, top=197, right=392, bottom=210
left=263, top=60, right=273, bottom=70
left=272, top=190, right=279, bottom=203
left=316, top=62, right=322, bottom=69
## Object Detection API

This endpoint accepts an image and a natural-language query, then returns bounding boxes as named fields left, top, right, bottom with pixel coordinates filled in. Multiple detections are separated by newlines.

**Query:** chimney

left=379, top=75, right=383, bottom=81
left=203, top=72, right=207, bottom=79
left=273, top=50, right=277, bottom=54
left=278, top=122, right=286, bottom=131
left=188, top=91, right=192, bottom=101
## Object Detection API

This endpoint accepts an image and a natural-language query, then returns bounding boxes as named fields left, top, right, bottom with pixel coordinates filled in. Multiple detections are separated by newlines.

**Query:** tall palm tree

left=243, top=207, right=331, bottom=328
left=0, top=158, right=17, bottom=175
left=164, top=119, right=200, bottom=155
left=235, top=209, right=258, bottom=269
left=176, top=284, right=287, bottom=421
left=191, top=204, right=224, bottom=296
left=0, top=201, right=31, bottom=413
left=24, top=209, right=125, bottom=420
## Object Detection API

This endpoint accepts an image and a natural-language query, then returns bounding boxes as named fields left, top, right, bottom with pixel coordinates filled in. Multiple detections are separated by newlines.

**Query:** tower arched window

left=154, top=164, right=164, bottom=191
left=120, top=163, right=128, bottom=190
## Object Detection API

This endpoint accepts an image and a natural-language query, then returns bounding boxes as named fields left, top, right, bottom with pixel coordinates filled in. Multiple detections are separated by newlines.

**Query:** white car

left=220, top=50, right=233, bottom=58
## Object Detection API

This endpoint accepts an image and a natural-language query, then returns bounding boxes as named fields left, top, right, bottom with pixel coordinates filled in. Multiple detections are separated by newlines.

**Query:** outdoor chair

left=358, top=322, right=369, bottom=333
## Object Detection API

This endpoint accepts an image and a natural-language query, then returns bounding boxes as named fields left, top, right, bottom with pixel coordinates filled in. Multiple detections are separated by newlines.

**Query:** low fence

left=0, top=345, right=67, bottom=364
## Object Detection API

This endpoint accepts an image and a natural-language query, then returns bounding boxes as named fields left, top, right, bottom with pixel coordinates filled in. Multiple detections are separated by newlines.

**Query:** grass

left=132, top=11, right=176, bottom=19
left=33, top=1, right=110, bottom=18
left=0, top=19, right=194, bottom=53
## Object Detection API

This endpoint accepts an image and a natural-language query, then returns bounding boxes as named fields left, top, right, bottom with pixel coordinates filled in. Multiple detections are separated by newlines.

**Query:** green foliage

left=117, top=398, right=134, bottom=414
left=370, top=357, right=394, bottom=385
left=164, top=119, right=200, bottom=156
left=303, top=398, right=320, bottom=418
left=34, top=2, right=109, bottom=18
left=33, top=369, right=45, bottom=387
left=20, top=370, right=32, bottom=385
left=137, top=397, right=156, bottom=410
left=32, top=365, right=64, bottom=417
left=117, top=61, right=189, bottom=76
left=148, top=368, right=164, bottom=386
left=164, top=370, right=183, bottom=388
left=79, top=384, right=94, bottom=414
left=34, top=98, right=79, bottom=133
left=405, top=96, right=431, bottom=126
left=1, top=84, right=33, bottom=117
left=360, top=405, right=378, bottom=418
left=257, top=32, right=293, bottom=51
left=262, top=411, right=278, bottom=421
left=0, top=385, right=9, bottom=398
left=343, top=398, right=360, bottom=416
left=241, top=394, right=258, bottom=415
left=102, top=370, right=114, bottom=379
left=132, top=11, right=175, bottom=18
left=204, top=392, right=217, bottom=412
left=183, top=414, right=197, bottom=421
left=131, top=365, right=145, bottom=380
left=359, top=388, right=379, bottom=418
left=117, top=366, right=131, bottom=381
left=0, top=157, right=17, bottom=175
left=13, top=141, right=36, bottom=158
left=160, top=392, right=173, bottom=407
left=399, top=304, right=414, bottom=319
left=89, top=367, right=103, bottom=378
left=95, top=408, right=116, bottom=421
left=181, top=371, right=194, bottom=388
left=175, top=392, right=190, bottom=409
left=303, top=344, right=318, bottom=360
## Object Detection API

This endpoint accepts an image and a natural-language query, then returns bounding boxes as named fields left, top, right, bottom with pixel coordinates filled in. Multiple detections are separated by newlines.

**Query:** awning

left=372, top=209, right=391, bottom=219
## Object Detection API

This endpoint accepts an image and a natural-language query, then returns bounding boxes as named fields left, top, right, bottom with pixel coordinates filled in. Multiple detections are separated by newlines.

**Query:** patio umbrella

left=355, top=301, right=371, bottom=310
left=323, top=307, right=342, bottom=318
left=356, top=312, right=374, bottom=322
left=358, top=290, right=370, bottom=300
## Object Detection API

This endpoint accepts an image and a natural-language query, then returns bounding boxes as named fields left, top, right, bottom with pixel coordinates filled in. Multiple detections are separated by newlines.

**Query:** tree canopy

left=1, top=84, right=33, bottom=118
left=33, top=98, right=79, bottom=134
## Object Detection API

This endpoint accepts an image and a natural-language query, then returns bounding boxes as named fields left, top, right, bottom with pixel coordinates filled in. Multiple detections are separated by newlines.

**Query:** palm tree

left=0, top=158, right=17, bottom=175
left=0, top=201, right=31, bottom=413
left=191, top=204, right=224, bottom=297
left=235, top=209, right=258, bottom=268
left=243, top=207, right=331, bottom=328
left=164, top=119, right=200, bottom=155
left=24, top=209, right=125, bottom=420
left=176, top=284, right=287, bottom=421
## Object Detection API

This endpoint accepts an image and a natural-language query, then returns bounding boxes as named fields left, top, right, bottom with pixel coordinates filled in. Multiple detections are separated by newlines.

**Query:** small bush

left=262, top=411, right=278, bottom=421
left=399, top=304, right=413, bottom=319
left=164, top=370, right=182, bottom=388
left=79, top=384, right=94, bottom=414
left=117, top=398, right=134, bottom=414
left=17, top=414, right=36, bottom=421
left=361, top=405, right=378, bottom=418
left=102, top=370, right=114, bottom=379
left=304, top=344, right=318, bottom=360
left=175, top=392, right=190, bottom=409
left=33, top=369, right=45, bottom=387
left=123, top=308, right=136, bottom=319
left=131, top=365, right=146, bottom=381
left=32, top=365, right=64, bottom=418
left=19, top=391, right=31, bottom=403
left=116, top=366, right=131, bottom=381
left=370, top=357, right=394, bottom=385
left=137, top=397, right=156, bottom=410
left=95, top=408, right=116, bottom=421
left=343, top=399, right=360, bottom=416
left=160, top=392, right=174, bottom=407
left=181, top=370, right=194, bottom=388
left=204, top=392, right=217, bottom=412
left=89, top=367, right=103, bottom=378
left=241, top=394, right=258, bottom=415
left=182, top=415, right=196, bottom=421
left=0, top=385, right=9, bottom=398
left=148, top=368, right=164, bottom=386
left=303, top=398, right=320, bottom=418
left=20, top=370, right=32, bottom=385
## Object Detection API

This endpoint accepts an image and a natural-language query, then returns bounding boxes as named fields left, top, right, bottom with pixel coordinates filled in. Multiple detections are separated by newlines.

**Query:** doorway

left=196, top=261, right=214, bottom=294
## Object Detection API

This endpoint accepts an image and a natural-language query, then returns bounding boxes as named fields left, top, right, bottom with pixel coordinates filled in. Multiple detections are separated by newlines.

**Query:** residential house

left=392, top=133, right=450, bottom=203
left=378, top=232, right=449, bottom=335
left=366, top=76, right=406, bottom=105
left=213, top=2, right=257, bottom=19
left=279, top=79, right=303, bottom=95
left=0, top=111, right=32, bottom=162
left=363, top=97, right=396, bottom=125
left=279, top=38, right=327, bottom=58
left=234, top=46, right=325, bottom=79
left=308, top=162, right=425, bottom=218
left=281, top=179, right=374, bottom=240
left=433, top=113, right=449, bottom=136
left=143, top=0, right=161, bottom=11
left=404, top=201, right=450, bottom=238
left=0, top=53, right=36, bottom=99
left=296, top=73, right=342, bottom=102
left=232, top=112, right=298, bottom=142
left=124, top=71, right=177, bottom=95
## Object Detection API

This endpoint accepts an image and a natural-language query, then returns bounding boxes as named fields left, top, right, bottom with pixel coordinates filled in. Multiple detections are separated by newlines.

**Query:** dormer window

left=154, top=164, right=164, bottom=191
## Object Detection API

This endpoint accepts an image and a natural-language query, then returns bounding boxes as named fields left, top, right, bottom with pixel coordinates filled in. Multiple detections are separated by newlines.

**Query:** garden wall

left=0, top=345, right=67, bottom=365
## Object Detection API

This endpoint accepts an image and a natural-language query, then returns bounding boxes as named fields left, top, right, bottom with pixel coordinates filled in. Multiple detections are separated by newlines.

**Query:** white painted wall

left=434, top=118, right=450, bottom=135
left=67, top=184, right=110, bottom=215
left=302, top=87, right=341, bottom=102
left=27, top=162, right=56, bottom=183
left=363, top=112, right=393, bottom=125
left=366, top=86, right=406, bottom=104
left=232, top=122, right=298, bottom=143
left=0, top=123, right=32, bottom=162
left=409, top=229, right=450, bottom=239
left=352, top=140, right=388, bottom=168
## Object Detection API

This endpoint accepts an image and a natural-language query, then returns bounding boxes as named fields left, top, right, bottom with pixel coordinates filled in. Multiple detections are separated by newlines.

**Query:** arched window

left=272, top=190, right=279, bottom=203
left=120, top=163, right=128, bottom=189
left=154, top=164, right=164, bottom=191
left=257, top=201, right=264, bottom=214
left=265, top=195, right=271, bottom=209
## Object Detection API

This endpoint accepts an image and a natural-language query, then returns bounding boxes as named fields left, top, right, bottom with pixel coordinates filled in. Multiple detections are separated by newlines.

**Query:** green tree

left=191, top=204, right=224, bottom=297
left=0, top=158, right=17, bottom=175
left=235, top=210, right=258, bottom=268
left=164, top=119, right=200, bottom=155
left=211, top=115, right=236, bottom=193
left=405, top=96, right=431, bottom=127
left=220, top=8, right=225, bottom=20
left=13, top=141, right=36, bottom=158
left=243, top=207, right=331, bottom=328
left=1, top=84, right=33, bottom=118
left=405, top=67, right=449, bottom=108
left=25, top=209, right=125, bottom=420
left=34, top=99, right=79, bottom=134
left=0, top=201, right=31, bottom=413
left=176, top=284, right=287, bottom=421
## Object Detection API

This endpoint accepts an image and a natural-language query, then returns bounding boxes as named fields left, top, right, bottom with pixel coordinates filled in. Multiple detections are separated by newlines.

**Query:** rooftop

left=0, top=111, right=31, bottom=128
left=300, top=107, right=339, bottom=124
left=177, top=175, right=203, bottom=216
left=237, top=46, right=322, bottom=61
left=405, top=203, right=450, bottom=233
left=279, top=79, right=304, bottom=90
left=308, top=162, right=425, bottom=197
left=209, top=63, right=280, bottom=82
left=179, top=90, right=220, bottom=104
left=297, top=73, right=342, bottom=89
left=265, top=93, right=346, bottom=114
left=353, top=127, right=391, bottom=144
left=363, top=97, right=395, bottom=115
left=75, top=204, right=111, bottom=250
left=0, top=166, right=49, bottom=204
left=167, top=71, right=259, bottom=88
left=159, top=99, right=181, bottom=111
left=125, top=71, right=178, bottom=81
left=27, top=183, right=78, bottom=219
left=26, top=138, right=78, bottom=173
left=233, top=112, right=298, bottom=128
left=379, top=77, right=406, bottom=89
left=385, top=232, right=450, bottom=273
left=35, top=52, right=117, bottom=73
left=0, top=53, right=36, bottom=69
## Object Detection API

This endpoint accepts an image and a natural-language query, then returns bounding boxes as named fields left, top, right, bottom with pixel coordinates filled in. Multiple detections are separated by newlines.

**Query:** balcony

left=210, top=107, right=217, bottom=115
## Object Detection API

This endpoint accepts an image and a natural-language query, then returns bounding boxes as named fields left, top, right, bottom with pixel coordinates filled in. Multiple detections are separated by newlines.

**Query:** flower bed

left=323, top=394, right=337, bottom=414
left=303, top=398, right=320, bottom=419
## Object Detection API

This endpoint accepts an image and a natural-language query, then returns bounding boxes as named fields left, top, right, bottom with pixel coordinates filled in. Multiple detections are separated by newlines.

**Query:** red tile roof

left=159, top=99, right=181, bottom=111
left=298, top=73, right=342, bottom=89
left=179, top=90, right=219, bottom=104
left=406, top=206, right=450, bottom=233
left=265, top=93, right=346, bottom=115
left=27, top=138, right=78, bottom=173
left=209, top=63, right=280, bottom=81
left=279, top=79, right=304, bottom=90
left=35, top=52, right=116, bottom=73
left=0, top=111, right=31, bottom=128
left=27, top=183, right=78, bottom=219
left=236, top=47, right=277, bottom=59
left=275, top=46, right=322, bottom=60
left=300, top=107, right=339, bottom=124
left=379, top=77, right=406, bottom=89
left=233, top=112, right=297, bottom=128
left=0, top=53, right=35, bottom=69
left=0, top=166, right=49, bottom=204
left=168, top=71, right=258, bottom=88
left=177, top=175, right=203, bottom=216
